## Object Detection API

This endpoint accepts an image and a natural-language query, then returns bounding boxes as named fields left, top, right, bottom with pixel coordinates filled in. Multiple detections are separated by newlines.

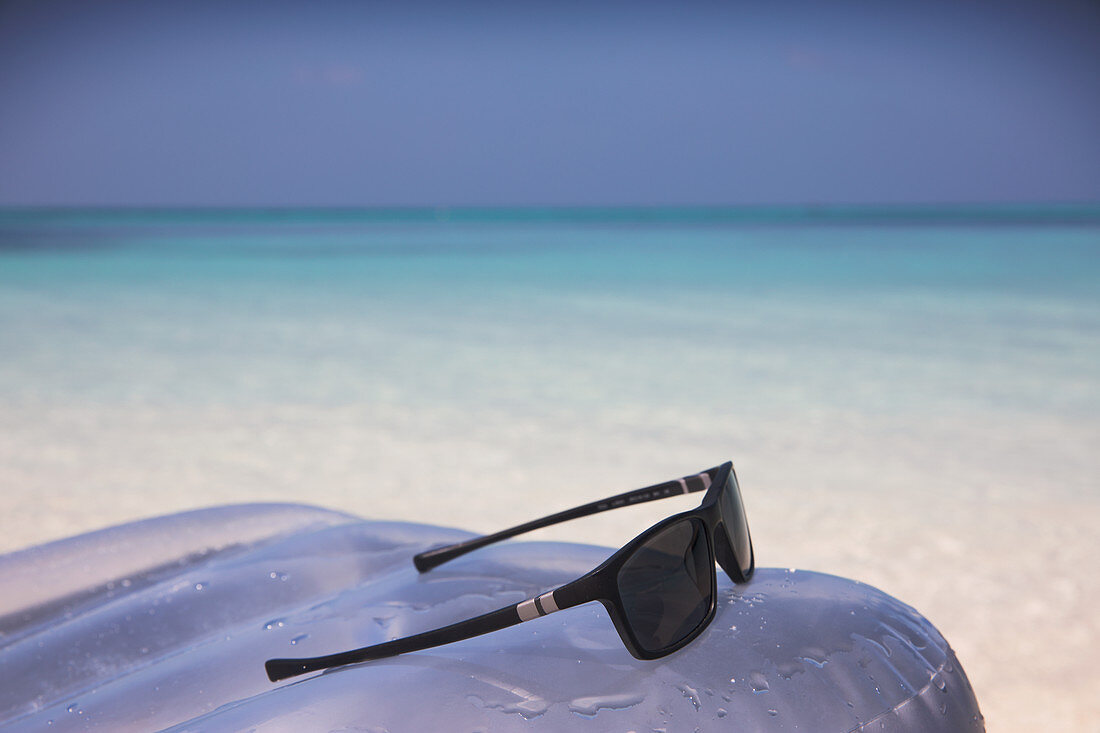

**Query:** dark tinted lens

left=719, top=469, right=753, bottom=577
left=617, top=519, right=713, bottom=652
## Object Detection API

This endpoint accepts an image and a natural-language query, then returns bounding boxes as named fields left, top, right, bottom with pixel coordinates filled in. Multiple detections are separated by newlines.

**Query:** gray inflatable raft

left=0, top=504, right=983, bottom=731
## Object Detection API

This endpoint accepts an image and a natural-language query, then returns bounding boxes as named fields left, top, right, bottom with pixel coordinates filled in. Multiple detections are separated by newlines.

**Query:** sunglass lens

left=719, top=469, right=753, bottom=578
left=616, top=518, right=713, bottom=653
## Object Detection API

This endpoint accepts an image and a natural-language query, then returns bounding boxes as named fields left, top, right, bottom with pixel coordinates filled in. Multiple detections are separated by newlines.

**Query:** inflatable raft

left=0, top=504, right=983, bottom=731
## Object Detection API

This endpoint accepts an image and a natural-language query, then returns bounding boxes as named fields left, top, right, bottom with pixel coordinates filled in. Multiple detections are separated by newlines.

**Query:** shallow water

left=0, top=209, right=1098, bottom=730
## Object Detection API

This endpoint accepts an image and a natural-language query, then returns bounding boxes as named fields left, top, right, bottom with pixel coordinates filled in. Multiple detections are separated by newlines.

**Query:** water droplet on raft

left=263, top=618, right=287, bottom=631
left=717, top=708, right=728, bottom=718
left=768, top=709, right=779, bottom=716
left=934, top=674, right=947, bottom=691
left=194, top=582, right=206, bottom=591
left=567, top=692, right=645, bottom=717
left=67, top=705, right=77, bottom=714
left=749, top=672, right=770, bottom=693
left=121, top=579, right=132, bottom=588
left=678, top=685, right=701, bottom=710
left=269, top=571, right=289, bottom=581
left=290, top=634, right=309, bottom=645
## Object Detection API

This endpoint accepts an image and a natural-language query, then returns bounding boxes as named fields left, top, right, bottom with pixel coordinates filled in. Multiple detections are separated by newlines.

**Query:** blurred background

left=1, top=1, right=1098, bottom=730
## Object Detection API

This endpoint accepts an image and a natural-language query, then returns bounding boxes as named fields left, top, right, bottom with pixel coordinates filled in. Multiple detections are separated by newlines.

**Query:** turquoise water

left=2, top=210, right=1097, bottom=417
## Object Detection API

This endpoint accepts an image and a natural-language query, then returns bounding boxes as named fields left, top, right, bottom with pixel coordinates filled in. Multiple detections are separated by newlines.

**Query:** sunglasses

left=266, top=461, right=753, bottom=682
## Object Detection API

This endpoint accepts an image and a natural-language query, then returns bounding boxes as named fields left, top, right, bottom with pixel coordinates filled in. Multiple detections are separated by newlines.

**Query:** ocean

left=0, top=208, right=1098, bottom=729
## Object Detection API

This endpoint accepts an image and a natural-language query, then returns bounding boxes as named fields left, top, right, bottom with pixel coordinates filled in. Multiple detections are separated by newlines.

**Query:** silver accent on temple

left=537, top=591, right=559, bottom=614
left=679, top=472, right=712, bottom=494
left=518, top=591, right=560, bottom=621
left=517, top=599, right=539, bottom=622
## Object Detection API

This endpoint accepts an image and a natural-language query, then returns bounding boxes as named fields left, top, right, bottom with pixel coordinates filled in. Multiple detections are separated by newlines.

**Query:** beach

left=1, top=211, right=1097, bottom=730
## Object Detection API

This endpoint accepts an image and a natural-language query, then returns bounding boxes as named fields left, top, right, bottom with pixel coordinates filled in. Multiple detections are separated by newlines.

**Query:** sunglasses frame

left=555, top=462, right=754, bottom=659
left=266, top=461, right=753, bottom=681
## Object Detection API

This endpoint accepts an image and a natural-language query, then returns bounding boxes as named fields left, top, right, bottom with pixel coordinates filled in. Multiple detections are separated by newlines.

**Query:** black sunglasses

left=266, top=461, right=754, bottom=682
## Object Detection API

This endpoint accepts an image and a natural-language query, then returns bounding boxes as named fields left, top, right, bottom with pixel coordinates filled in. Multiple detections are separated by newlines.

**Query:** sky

left=0, top=0, right=1098, bottom=207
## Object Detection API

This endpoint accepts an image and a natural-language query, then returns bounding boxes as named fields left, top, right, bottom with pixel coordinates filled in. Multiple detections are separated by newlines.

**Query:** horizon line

left=2, top=202, right=1100, bottom=226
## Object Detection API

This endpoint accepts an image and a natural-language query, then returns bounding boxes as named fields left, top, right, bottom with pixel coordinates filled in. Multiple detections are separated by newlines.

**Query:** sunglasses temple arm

left=413, top=468, right=718, bottom=573
left=265, top=582, right=592, bottom=682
